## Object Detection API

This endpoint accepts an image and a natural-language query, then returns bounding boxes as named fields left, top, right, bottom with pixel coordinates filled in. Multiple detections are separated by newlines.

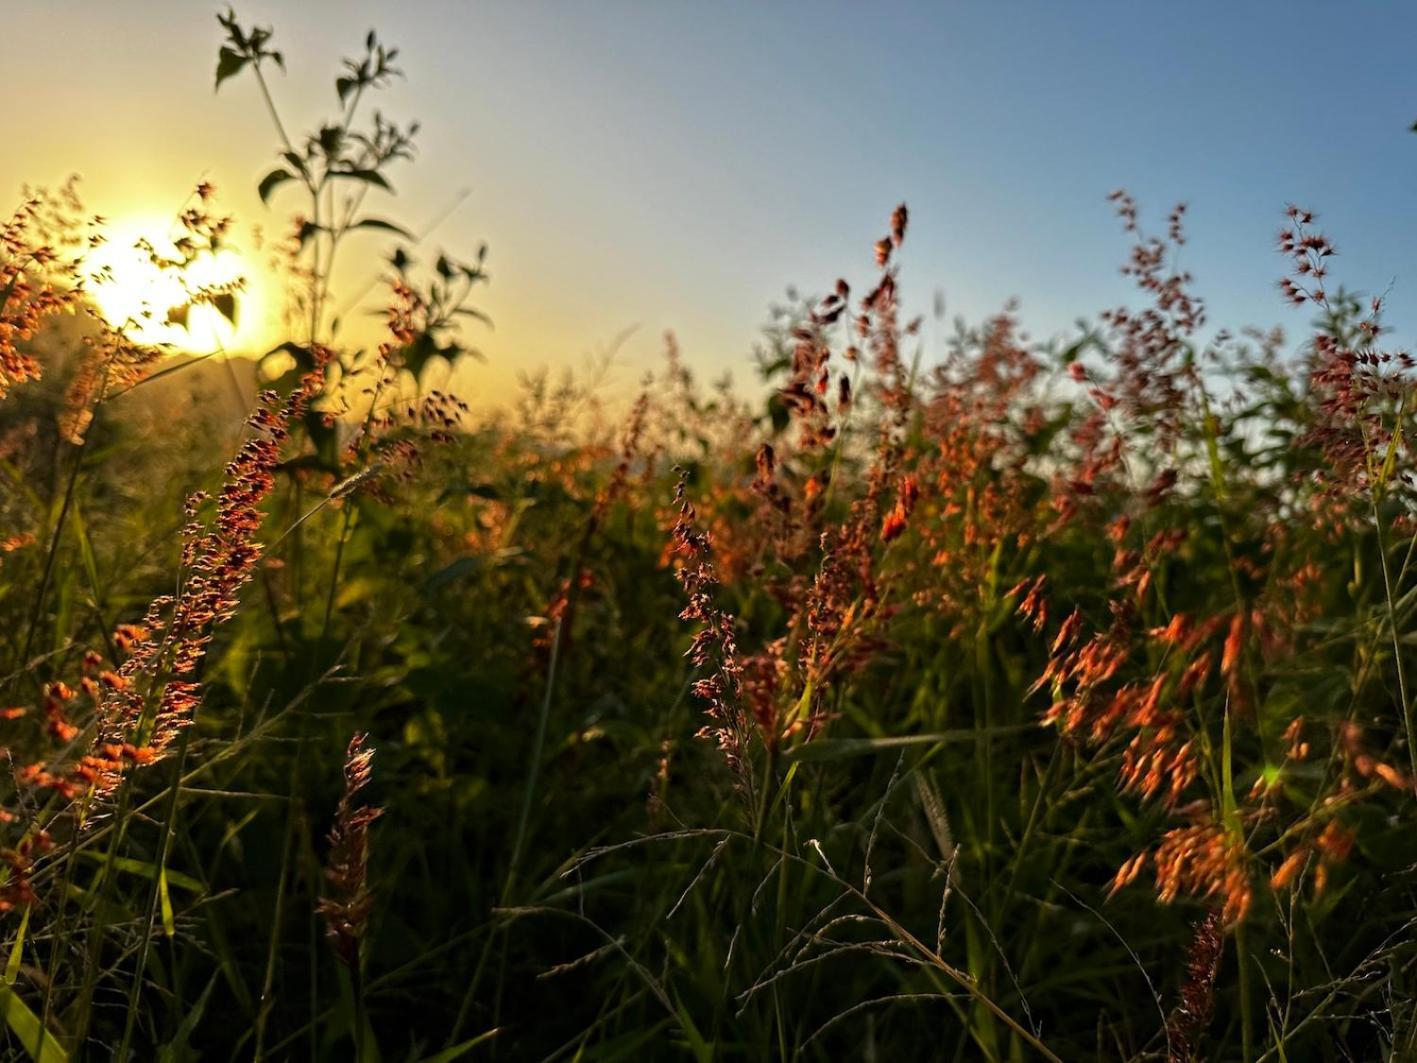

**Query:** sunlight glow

left=87, top=217, right=268, bottom=354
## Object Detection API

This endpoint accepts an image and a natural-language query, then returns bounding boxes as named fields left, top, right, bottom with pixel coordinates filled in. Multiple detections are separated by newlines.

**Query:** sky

left=6, top=2, right=1417, bottom=405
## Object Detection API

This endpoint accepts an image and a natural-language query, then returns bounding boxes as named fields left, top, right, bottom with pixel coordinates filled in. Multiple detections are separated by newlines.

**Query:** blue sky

left=6, top=1, right=1417, bottom=399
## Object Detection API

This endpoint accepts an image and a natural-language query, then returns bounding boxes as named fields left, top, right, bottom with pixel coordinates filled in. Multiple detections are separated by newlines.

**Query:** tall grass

left=0, top=10, right=1412, bottom=1061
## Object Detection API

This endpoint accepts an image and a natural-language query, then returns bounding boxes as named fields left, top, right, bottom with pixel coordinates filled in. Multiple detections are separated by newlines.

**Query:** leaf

left=305, top=409, right=341, bottom=470
left=166, top=304, right=190, bottom=329
left=257, top=167, right=296, bottom=205
left=453, top=307, right=492, bottom=328
left=766, top=392, right=789, bottom=434
left=784, top=726, right=1032, bottom=763
left=215, top=46, right=247, bottom=90
left=0, top=984, right=67, bottom=1063
left=335, top=167, right=391, bottom=191
left=5, top=907, right=28, bottom=987
left=78, top=852, right=204, bottom=893
left=317, top=125, right=346, bottom=156
left=336, top=76, right=357, bottom=106
left=159, top=866, right=176, bottom=938
left=212, top=292, right=238, bottom=326
left=415, top=1029, right=501, bottom=1063
left=350, top=218, right=412, bottom=239
left=402, top=332, right=439, bottom=377
left=424, top=556, right=485, bottom=591
left=157, top=973, right=218, bottom=1063
left=297, top=221, right=327, bottom=249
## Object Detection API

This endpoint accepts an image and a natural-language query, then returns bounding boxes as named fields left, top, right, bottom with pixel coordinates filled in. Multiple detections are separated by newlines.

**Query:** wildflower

left=317, top=734, right=383, bottom=970
left=1148, top=822, right=1253, bottom=927
left=1165, top=910, right=1223, bottom=1062
left=670, top=468, right=750, bottom=782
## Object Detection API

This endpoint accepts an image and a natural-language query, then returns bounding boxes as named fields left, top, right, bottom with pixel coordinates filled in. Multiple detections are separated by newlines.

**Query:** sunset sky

left=8, top=1, right=1417, bottom=403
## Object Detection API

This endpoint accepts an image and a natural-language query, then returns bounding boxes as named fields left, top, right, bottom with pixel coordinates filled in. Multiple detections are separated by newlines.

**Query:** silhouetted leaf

left=350, top=217, right=412, bottom=238
left=215, top=46, right=247, bottom=90
left=336, top=167, right=392, bottom=191
left=305, top=409, right=340, bottom=470
left=767, top=392, right=790, bottom=434
left=257, top=167, right=296, bottom=205
left=297, top=221, right=326, bottom=249
left=453, top=307, right=492, bottom=328
left=317, top=125, right=345, bottom=156
left=403, top=332, right=438, bottom=376
left=212, top=292, right=238, bottom=325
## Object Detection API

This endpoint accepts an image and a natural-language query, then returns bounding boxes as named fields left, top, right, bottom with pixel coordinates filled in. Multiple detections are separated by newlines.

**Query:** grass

left=0, top=11, right=1412, bottom=1062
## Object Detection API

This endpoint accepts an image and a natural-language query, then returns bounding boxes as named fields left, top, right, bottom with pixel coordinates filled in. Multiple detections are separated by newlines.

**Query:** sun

left=86, top=216, right=270, bottom=355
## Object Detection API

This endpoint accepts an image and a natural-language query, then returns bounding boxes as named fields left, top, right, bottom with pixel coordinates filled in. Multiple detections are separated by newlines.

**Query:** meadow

left=0, top=11, right=1415, bottom=1062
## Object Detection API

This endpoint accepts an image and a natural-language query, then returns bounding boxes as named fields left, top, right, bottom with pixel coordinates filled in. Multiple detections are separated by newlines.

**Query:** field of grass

left=0, top=12, right=1415, bottom=1062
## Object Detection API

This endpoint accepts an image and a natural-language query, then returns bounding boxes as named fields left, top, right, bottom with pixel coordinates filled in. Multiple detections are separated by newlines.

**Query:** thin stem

left=503, top=613, right=563, bottom=905
left=116, top=724, right=193, bottom=1059
left=1373, top=498, right=1417, bottom=788
left=251, top=65, right=296, bottom=158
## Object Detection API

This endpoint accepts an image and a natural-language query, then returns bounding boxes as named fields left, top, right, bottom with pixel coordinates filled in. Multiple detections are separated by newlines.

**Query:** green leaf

left=257, top=167, right=296, bottom=205
left=78, top=852, right=204, bottom=893
left=415, top=1029, right=501, bottom=1063
left=5, top=907, right=28, bottom=987
left=0, top=985, right=67, bottom=1062
left=158, top=972, right=218, bottom=1063
left=159, top=867, right=176, bottom=938
left=215, top=46, right=248, bottom=90
left=350, top=218, right=412, bottom=239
